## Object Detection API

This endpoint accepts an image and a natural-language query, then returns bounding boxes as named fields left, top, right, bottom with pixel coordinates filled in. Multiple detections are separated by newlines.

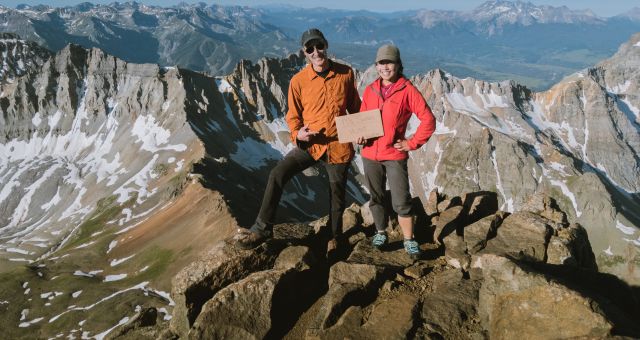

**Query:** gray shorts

left=362, top=157, right=412, bottom=231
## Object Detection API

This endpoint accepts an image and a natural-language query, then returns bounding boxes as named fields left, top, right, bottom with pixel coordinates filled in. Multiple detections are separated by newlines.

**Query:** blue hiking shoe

left=372, top=232, right=388, bottom=249
left=404, top=239, right=421, bottom=260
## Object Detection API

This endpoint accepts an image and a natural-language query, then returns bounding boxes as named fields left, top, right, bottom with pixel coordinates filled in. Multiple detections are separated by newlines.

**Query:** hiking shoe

left=371, top=232, right=388, bottom=249
left=235, top=230, right=269, bottom=250
left=404, top=239, right=421, bottom=260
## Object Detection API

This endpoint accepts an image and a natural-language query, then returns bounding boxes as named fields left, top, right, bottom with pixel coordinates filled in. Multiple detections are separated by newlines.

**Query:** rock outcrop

left=150, top=191, right=640, bottom=339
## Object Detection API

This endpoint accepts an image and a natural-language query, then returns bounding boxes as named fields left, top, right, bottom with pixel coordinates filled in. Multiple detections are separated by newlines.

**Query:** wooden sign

left=335, top=109, right=383, bottom=143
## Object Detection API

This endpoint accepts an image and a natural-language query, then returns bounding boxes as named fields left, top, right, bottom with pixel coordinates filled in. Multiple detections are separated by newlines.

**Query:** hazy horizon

left=0, top=0, right=638, bottom=17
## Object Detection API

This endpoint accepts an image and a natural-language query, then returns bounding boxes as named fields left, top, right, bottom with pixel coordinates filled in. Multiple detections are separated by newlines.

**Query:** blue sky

left=1, top=1, right=638, bottom=17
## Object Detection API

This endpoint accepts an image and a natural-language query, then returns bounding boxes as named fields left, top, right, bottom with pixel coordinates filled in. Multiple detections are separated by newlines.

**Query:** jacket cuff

left=407, top=139, right=419, bottom=151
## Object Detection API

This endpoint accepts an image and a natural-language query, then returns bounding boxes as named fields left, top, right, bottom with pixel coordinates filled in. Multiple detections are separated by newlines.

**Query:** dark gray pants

left=251, top=147, right=349, bottom=238
left=363, top=158, right=412, bottom=232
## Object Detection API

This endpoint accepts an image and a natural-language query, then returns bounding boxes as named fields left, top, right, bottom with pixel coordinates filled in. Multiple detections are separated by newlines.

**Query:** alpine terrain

left=0, top=21, right=638, bottom=340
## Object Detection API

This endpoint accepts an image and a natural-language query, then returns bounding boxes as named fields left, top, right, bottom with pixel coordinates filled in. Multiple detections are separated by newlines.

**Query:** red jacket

left=360, top=76, right=436, bottom=161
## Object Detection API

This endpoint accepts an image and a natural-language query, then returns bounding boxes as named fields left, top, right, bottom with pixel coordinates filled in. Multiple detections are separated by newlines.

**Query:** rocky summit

left=0, top=27, right=638, bottom=338
left=157, top=191, right=639, bottom=339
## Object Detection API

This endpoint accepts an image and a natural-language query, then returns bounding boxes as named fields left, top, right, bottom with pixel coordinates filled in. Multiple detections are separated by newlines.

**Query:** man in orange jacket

left=236, top=28, right=361, bottom=254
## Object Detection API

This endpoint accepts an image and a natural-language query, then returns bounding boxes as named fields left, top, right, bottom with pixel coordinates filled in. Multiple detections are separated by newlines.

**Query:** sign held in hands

left=335, top=109, right=383, bottom=143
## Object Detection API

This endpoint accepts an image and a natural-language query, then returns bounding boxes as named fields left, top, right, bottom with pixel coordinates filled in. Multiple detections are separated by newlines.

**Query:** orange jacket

left=286, top=60, right=361, bottom=164
left=360, top=76, right=436, bottom=161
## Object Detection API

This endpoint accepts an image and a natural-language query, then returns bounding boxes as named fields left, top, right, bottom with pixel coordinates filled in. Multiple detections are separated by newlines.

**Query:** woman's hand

left=393, top=139, right=410, bottom=151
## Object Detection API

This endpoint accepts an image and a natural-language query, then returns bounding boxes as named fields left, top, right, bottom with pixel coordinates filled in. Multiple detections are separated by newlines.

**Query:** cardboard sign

left=335, top=109, right=383, bottom=143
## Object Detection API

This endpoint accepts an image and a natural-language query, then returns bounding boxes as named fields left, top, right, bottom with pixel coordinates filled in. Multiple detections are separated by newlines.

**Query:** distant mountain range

left=0, top=9, right=639, bottom=337
left=1, top=1, right=640, bottom=89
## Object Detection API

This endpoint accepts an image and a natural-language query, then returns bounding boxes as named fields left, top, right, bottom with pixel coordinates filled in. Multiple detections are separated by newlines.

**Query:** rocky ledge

left=115, top=191, right=640, bottom=339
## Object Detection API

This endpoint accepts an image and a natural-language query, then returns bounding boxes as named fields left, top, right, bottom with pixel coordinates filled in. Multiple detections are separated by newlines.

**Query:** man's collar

left=305, top=60, right=333, bottom=80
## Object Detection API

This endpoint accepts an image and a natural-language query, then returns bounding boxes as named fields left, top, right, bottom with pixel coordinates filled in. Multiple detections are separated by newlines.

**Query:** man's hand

left=297, top=124, right=318, bottom=142
left=393, top=139, right=410, bottom=151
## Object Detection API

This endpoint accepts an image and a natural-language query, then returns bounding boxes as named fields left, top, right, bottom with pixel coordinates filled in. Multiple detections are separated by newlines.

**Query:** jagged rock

left=311, top=262, right=386, bottom=330
left=274, top=246, right=315, bottom=272
left=347, top=232, right=366, bottom=247
left=521, top=193, right=568, bottom=225
left=477, top=255, right=614, bottom=339
left=190, top=268, right=299, bottom=339
left=464, top=212, right=507, bottom=254
left=170, top=241, right=280, bottom=337
left=478, top=211, right=552, bottom=262
left=273, top=222, right=315, bottom=243
left=433, top=206, right=464, bottom=245
left=310, top=216, right=330, bottom=235
left=328, top=261, right=383, bottom=289
left=420, top=269, right=482, bottom=338
left=404, top=261, right=433, bottom=279
left=342, top=203, right=362, bottom=234
left=359, top=201, right=374, bottom=227
left=546, top=223, right=597, bottom=270
left=425, top=188, right=440, bottom=216
left=347, top=238, right=416, bottom=269
left=462, top=191, right=499, bottom=224
left=308, top=293, right=419, bottom=339
left=443, top=234, right=470, bottom=270
left=437, top=196, right=462, bottom=212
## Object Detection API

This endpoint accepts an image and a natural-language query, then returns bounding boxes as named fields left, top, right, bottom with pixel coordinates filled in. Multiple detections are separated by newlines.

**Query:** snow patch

left=131, top=114, right=186, bottom=152
left=104, top=274, right=127, bottom=282
left=32, top=112, right=42, bottom=126
left=72, top=290, right=82, bottom=298
left=19, top=317, right=43, bottom=328
left=616, top=220, right=636, bottom=235
left=215, top=78, right=233, bottom=93
left=107, top=240, right=118, bottom=254
left=230, top=138, right=281, bottom=170
left=110, top=254, right=135, bottom=267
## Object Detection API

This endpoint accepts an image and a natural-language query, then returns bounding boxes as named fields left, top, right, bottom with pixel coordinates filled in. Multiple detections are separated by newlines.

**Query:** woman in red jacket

left=357, top=44, right=436, bottom=259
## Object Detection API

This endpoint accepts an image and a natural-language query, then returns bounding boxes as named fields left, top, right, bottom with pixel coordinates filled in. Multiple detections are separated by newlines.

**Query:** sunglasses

left=304, top=42, right=325, bottom=54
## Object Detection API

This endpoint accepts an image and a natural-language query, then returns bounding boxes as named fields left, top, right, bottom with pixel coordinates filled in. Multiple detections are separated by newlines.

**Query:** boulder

left=404, top=261, right=433, bottom=279
left=425, top=188, right=440, bottom=216
left=360, top=201, right=375, bottom=227
left=443, top=233, right=470, bottom=270
left=189, top=269, right=295, bottom=339
left=308, top=294, right=419, bottom=339
left=342, top=203, right=362, bottom=234
left=274, top=246, right=315, bottom=272
left=478, top=256, right=614, bottom=340
left=463, top=212, right=507, bottom=254
left=479, top=211, right=552, bottom=262
left=170, top=240, right=279, bottom=337
left=311, top=262, right=386, bottom=330
left=432, top=206, right=464, bottom=245
left=420, top=269, right=482, bottom=339
left=546, top=223, right=597, bottom=270
left=520, top=193, right=567, bottom=225
left=437, top=196, right=462, bottom=212
left=462, top=191, right=499, bottom=224
left=347, top=238, right=416, bottom=269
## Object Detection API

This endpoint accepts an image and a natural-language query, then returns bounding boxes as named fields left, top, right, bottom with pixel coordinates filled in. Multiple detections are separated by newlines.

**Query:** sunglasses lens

left=305, top=43, right=325, bottom=54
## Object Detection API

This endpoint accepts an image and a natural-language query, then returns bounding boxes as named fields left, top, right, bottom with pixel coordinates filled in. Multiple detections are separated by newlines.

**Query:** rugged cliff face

left=0, top=33, right=638, bottom=337
left=404, top=33, right=640, bottom=283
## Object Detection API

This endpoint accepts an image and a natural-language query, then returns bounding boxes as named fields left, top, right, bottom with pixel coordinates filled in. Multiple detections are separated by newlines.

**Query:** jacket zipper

left=370, top=81, right=407, bottom=161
